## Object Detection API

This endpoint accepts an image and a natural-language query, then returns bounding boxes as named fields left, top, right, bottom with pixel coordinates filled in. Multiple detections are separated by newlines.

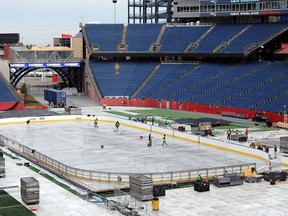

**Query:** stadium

left=1, top=0, right=288, bottom=215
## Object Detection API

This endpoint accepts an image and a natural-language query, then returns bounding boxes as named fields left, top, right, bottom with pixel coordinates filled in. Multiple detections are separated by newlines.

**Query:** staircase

left=147, top=64, right=202, bottom=98
left=117, top=25, right=128, bottom=51
left=165, top=62, right=241, bottom=100
left=149, top=24, right=166, bottom=52
left=185, top=24, right=215, bottom=53
left=131, top=63, right=161, bottom=98
left=213, top=25, right=251, bottom=53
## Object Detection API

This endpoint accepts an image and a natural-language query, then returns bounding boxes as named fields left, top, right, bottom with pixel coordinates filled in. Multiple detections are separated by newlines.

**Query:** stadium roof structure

left=30, top=46, right=72, bottom=51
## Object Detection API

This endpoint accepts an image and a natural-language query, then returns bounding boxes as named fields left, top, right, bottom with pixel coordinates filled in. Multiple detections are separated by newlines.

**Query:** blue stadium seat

left=0, top=78, right=18, bottom=102
left=192, top=24, right=247, bottom=53
left=90, top=61, right=157, bottom=97
left=221, top=23, right=287, bottom=53
left=126, top=24, right=162, bottom=52
left=160, top=26, right=210, bottom=52
left=85, top=24, right=123, bottom=52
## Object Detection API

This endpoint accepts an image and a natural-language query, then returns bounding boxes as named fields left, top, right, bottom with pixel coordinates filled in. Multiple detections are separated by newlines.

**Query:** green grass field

left=106, top=108, right=273, bottom=131
left=0, top=190, right=35, bottom=216
left=127, top=109, right=202, bottom=120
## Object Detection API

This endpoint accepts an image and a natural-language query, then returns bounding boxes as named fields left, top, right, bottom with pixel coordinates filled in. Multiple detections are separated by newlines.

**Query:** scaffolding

left=128, top=0, right=173, bottom=24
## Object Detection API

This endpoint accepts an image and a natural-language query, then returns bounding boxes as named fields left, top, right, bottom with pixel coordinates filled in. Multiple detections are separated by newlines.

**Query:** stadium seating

left=90, top=61, right=157, bottom=97
left=84, top=23, right=288, bottom=113
left=185, top=61, right=268, bottom=105
left=0, top=78, right=18, bottom=102
left=156, top=62, right=237, bottom=101
left=220, top=61, right=288, bottom=108
left=191, top=24, right=247, bottom=53
left=160, top=26, right=210, bottom=52
left=85, top=24, right=123, bottom=52
left=91, top=59, right=288, bottom=113
left=221, top=23, right=288, bottom=53
left=84, top=23, right=288, bottom=54
left=136, top=63, right=197, bottom=98
left=126, top=24, right=163, bottom=52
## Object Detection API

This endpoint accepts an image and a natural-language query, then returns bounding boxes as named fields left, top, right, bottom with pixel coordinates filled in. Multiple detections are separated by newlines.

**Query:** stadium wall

left=0, top=102, right=24, bottom=111
left=100, top=98, right=283, bottom=122
left=84, top=71, right=100, bottom=102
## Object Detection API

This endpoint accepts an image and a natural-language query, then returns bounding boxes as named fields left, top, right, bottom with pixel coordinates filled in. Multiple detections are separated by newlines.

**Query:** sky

left=1, top=0, right=128, bottom=46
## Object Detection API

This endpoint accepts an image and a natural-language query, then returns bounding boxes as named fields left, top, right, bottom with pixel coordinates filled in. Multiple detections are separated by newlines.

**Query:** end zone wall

left=100, top=98, right=284, bottom=122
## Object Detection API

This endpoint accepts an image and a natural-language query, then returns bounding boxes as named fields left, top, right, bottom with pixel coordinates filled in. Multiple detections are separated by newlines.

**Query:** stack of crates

left=0, top=155, right=5, bottom=178
left=20, top=177, right=39, bottom=205
left=280, top=136, right=288, bottom=153
left=129, top=174, right=153, bottom=201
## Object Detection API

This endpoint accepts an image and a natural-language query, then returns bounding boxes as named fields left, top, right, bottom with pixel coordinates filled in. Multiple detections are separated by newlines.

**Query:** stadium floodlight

left=112, top=0, right=117, bottom=23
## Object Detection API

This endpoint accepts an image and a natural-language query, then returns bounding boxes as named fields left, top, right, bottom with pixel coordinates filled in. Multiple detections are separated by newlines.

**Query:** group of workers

left=147, top=133, right=167, bottom=147
left=250, top=142, right=278, bottom=158
left=94, top=118, right=167, bottom=147
left=227, top=128, right=249, bottom=141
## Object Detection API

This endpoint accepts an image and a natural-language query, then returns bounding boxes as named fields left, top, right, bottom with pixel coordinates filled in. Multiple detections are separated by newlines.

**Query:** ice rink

left=0, top=119, right=266, bottom=174
left=1, top=95, right=288, bottom=216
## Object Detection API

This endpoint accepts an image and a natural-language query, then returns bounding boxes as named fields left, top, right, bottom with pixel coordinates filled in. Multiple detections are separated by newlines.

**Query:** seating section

left=136, top=64, right=197, bottom=98
left=84, top=23, right=287, bottom=54
left=219, top=62, right=288, bottom=108
left=160, top=26, right=210, bottom=52
left=191, top=24, right=247, bottom=53
left=85, top=23, right=288, bottom=113
left=126, top=24, right=162, bottom=52
left=90, top=61, right=157, bottom=97
left=0, top=77, right=18, bottom=102
left=92, top=61, right=288, bottom=113
left=183, top=61, right=268, bottom=105
left=221, top=23, right=287, bottom=53
left=85, top=24, right=123, bottom=51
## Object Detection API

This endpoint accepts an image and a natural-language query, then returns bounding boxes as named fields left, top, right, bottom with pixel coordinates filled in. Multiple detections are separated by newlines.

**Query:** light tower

left=113, top=0, right=117, bottom=23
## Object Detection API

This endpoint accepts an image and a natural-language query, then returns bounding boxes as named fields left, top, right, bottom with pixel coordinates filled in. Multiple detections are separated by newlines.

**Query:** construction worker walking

left=94, top=118, right=98, bottom=128
left=162, top=134, right=168, bottom=145
left=115, top=121, right=120, bottom=131
left=148, top=133, right=152, bottom=147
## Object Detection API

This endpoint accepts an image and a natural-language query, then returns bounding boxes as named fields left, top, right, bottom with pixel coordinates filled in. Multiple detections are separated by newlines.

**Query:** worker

left=162, top=134, right=168, bottom=146
left=94, top=118, right=98, bottom=128
left=245, top=128, right=249, bottom=138
left=235, top=130, right=239, bottom=141
left=265, top=145, right=269, bottom=153
left=115, top=121, right=120, bottom=131
left=274, top=145, right=277, bottom=158
left=148, top=133, right=152, bottom=147
left=227, top=129, right=231, bottom=140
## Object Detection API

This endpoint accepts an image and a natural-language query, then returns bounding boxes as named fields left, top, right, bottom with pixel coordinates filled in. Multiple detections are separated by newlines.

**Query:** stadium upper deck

left=83, top=22, right=288, bottom=57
